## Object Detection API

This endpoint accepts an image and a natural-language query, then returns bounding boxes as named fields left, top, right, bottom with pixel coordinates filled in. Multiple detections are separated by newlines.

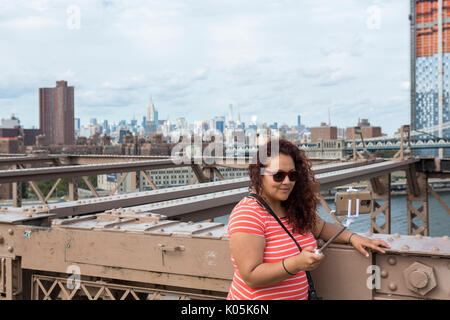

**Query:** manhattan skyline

left=0, top=0, right=410, bottom=135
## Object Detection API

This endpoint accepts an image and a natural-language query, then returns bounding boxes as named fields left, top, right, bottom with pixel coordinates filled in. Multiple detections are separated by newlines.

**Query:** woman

left=227, top=139, right=390, bottom=300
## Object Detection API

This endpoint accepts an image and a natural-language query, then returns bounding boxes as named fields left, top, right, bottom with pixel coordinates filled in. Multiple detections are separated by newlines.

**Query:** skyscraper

left=39, top=81, right=75, bottom=145
left=214, top=116, right=225, bottom=134
left=411, top=0, right=450, bottom=157
left=146, top=97, right=159, bottom=133
left=147, top=97, right=156, bottom=123
left=228, top=104, right=233, bottom=122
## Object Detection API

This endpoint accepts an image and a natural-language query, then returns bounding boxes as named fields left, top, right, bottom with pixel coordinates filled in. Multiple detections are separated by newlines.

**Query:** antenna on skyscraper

left=328, top=107, right=331, bottom=126
left=228, top=104, right=233, bottom=122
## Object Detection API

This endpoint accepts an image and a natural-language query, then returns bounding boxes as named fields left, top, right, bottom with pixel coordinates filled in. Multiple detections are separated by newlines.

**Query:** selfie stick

left=314, top=187, right=359, bottom=256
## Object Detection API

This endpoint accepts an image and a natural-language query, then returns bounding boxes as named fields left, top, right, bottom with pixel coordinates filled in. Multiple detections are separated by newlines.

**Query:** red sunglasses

left=263, top=169, right=300, bottom=182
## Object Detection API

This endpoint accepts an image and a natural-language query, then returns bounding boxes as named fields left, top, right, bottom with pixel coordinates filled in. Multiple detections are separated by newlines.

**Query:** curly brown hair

left=248, top=138, right=320, bottom=234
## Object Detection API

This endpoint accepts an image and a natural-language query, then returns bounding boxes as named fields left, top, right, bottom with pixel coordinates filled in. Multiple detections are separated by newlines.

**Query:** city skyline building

left=214, top=116, right=225, bottom=134
left=411, top=0, right=450, bottom=157
left=147, top=97, right=158, bottom=124
left=29, top=80, right=389, bottom=148
left=146, top=97, right=159, bottom=135
left=39, top=80, right=75, bottom=145
left=310, top=122, right=338, bottom=143
left=0, top=114, right=20, bottom=128
left=346, top=119, right=382, bottom=140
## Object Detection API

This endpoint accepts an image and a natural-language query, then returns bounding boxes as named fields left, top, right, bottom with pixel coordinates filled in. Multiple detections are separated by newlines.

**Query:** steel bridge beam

left=315, top=159, right=418, bottom=190
left=0, top=157, right=384, bottom=184
left=0, top=159, right=417, bottom=220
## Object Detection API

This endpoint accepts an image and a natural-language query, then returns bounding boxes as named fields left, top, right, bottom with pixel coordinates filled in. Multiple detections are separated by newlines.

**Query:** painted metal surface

left=0, top=156, right=448, bottom=300
left=1, top=202, right=449, bottom=300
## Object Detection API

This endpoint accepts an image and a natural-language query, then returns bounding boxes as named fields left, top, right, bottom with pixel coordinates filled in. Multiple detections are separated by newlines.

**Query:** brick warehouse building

left=346, top=119, right=382, bottom=140
left=310, top=122, right=337, bottom=143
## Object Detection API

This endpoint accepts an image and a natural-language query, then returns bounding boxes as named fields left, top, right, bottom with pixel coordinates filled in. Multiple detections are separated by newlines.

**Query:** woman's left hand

left=350, top=234, right=391, bottom=258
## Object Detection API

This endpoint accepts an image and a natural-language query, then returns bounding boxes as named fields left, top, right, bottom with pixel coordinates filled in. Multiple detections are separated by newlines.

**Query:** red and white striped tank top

left=227, top=196, right=317, bottom=300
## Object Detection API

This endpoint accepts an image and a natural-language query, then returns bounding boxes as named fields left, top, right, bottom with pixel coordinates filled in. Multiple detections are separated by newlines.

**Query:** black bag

left=248, top=193, right=322, bottom=300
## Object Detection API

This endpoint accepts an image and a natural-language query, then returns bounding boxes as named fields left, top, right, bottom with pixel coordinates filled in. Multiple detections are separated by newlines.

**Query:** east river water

left=215, top=192, right=450, bottom=237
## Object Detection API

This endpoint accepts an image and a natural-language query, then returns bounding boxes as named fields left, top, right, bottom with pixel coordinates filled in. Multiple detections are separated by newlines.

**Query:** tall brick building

left=39, top=81, right=75, bottom=145
left=310, top=122, right=337, bottom=143
left=346, top=119, right=382, bottom=139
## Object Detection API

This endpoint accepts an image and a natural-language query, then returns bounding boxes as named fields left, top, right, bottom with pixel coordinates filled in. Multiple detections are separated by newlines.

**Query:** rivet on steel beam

left=432, top=247, right=440, bottom=253
left=387, top=237, right=394, bottom=242
left=7, top=246, right=13, bottom=253
left=8, top=229, right=13, bottom=235
left=381, top=270, right=389, bottom=278
left=415, top=234, right=423, bottom=240
left=388, top=257, right=397, bottom=265
left=401, top=245, right=409, bottom=251
left=409, top=270, right=429, bottom=289
left=393, top=233, right=400, bottom=239
left=388, top=283, right=397, bottom=291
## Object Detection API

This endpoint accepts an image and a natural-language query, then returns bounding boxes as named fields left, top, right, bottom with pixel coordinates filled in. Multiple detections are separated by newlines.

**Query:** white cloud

left=401, top=81, right=410, bottom=90
left=0, top=0, right=411, bottom=135
left=1, top=16, right=59, bottom=29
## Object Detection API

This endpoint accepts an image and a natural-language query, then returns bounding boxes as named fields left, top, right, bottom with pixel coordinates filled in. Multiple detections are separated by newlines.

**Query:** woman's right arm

left=230, top=232, right=323, bottom=288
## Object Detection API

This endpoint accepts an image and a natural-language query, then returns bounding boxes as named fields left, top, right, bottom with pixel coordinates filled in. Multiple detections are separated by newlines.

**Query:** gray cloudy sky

left=0, top=0, right=411, bottom=135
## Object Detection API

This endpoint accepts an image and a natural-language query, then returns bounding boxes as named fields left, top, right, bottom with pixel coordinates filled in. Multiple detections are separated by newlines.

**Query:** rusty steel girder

left=0, top=159, right=416, bottom=221
left=0, top=156, right=386, bottom=184
left=0, top=157, right=448, bottom=300
left=310, top=233, right=450, bottom=300
left=1, top=203, right=449, bottom=300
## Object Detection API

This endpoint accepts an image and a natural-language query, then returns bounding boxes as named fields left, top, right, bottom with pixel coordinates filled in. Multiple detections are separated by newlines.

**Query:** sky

left=0, top=0, right=411, bottom=135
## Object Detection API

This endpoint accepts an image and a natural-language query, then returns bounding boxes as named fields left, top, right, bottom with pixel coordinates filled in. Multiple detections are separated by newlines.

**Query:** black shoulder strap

left=248, top=192, right=302, bottom=253
left=247, top=193, right=320, bottom=299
